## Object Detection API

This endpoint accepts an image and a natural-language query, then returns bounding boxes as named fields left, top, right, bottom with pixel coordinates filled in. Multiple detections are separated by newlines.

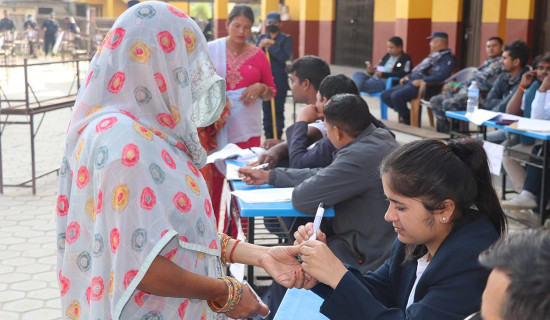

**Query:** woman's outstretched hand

left=224, top=283, right=270, bottom=319
left=259, top=245, right=309, bottom=288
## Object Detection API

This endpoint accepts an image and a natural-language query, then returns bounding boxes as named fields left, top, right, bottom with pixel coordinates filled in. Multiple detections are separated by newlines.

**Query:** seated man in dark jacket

left=286, top=74, right=394, bottom=169
left=258, top=61, right=392, bottom=170
left=352, top=36, right=412, bottom=93
left=240, top=94, right=398, bottom=274
left=381, top=31, right=457, bottom=124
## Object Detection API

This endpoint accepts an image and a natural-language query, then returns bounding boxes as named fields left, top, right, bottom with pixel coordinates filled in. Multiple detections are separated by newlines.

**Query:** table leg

left=540, top=141, right=549, bottom=225
left=247, top=216, right=255, bottom=285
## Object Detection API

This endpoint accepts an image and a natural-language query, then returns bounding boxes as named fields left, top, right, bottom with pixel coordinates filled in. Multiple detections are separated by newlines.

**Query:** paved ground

left=0, top=62, right=528, bottom=319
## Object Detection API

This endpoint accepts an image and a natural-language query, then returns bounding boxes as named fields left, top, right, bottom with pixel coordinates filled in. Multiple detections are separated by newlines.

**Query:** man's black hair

left=288, top=55, right=331, bottom=90
left=318, top=74, right=358, bottom=100
left=323, top=94, right=372, bottom=138
left=503, top=40, right=530, bottom=68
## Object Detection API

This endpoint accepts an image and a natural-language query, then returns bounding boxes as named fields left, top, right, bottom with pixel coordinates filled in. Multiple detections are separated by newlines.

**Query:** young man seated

left=239, top=94, right=398, bottom=273
left=431, top=36, right=504, bottom=133
left=478, top=40, right=531, bottom=145
left=351, top=36, right=412, bottom=94
left=259, top=70, right=393, bottom=169
left=381, top=31, right=457, bottom=124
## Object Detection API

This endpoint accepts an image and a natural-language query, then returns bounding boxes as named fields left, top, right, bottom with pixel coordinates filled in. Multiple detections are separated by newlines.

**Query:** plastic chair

left=360, top=77, right=399, bottom=120
left=409, top=81, right=427, bottom=127
left=417, top=67, right=479, bottom=127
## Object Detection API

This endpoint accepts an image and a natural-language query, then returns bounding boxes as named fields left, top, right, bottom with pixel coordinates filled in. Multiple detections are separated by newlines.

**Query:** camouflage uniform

left=431, top=56, right=502, bottom=132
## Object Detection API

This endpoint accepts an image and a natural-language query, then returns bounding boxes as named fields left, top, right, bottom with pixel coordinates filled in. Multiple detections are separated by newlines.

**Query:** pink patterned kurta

left=56, top=2, right=228, bottom=319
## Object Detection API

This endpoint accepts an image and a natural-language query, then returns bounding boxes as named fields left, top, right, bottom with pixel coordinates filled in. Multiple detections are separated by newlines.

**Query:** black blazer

left=378, top=53, right=413, bottom=79
left=313, top=211, right=500, bottom=320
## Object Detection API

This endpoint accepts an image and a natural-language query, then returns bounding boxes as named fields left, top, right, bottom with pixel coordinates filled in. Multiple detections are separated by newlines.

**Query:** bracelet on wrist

left=218, top=233, right=231, bottom=265
left=207, top=276, right=243, bottom=313
left=519, top=84, right=526, bottom=92
left=229, top=239, right=241, bottom=264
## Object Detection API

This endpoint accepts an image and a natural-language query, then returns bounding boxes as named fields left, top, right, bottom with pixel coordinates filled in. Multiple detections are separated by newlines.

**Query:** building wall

left=372, top=0, right=537, bottom=69
left=71, top=0, right=539, bottom=67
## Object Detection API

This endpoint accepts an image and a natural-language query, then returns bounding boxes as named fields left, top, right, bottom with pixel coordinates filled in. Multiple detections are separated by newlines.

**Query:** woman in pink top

left=204, top=4, right=276, bottom=232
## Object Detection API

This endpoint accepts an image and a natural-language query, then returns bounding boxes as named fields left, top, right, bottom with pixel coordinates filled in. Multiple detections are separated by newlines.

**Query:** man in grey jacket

left=239, top=94, right=398, bottom=273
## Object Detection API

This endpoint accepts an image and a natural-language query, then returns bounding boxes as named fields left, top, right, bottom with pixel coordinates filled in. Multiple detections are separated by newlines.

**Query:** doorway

left=333, top=0, right=374, bottom=67
left=532, top=0, right=550, bottom=57
left=460, top=0, right=483, bottom=68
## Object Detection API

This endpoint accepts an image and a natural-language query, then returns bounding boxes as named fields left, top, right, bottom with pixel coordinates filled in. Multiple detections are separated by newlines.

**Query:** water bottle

left=466, top=81, right=479, bottom=116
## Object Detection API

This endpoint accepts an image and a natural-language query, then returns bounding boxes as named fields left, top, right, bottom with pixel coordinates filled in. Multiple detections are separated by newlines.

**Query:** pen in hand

left=310, top=202, right=326, bottom=241
left=251, top=163, right=269, bottom=170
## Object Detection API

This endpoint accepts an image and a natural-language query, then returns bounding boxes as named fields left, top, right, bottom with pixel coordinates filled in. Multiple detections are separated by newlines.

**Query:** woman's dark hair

left=228, top=5, right=254, bottom=24
left=388, top=36, right=403, bottom=47
left=380, top=139, right=507, bottom=261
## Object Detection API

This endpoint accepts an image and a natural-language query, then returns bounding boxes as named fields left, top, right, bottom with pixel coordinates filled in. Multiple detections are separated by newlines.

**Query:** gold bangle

left=207, top=276, right=243, bottom=313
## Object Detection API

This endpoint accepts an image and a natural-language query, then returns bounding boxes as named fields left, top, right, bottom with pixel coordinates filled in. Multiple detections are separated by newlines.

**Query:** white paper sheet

left=466, top=109, right=522, bottom=126
left=466, top=109, right=500, bottom=125
left=225, top=163, right=243, bottom=180
left=206, top=143, right=265, bottom=163
left=517, top=118, right=550, bottom=132
left=231, top=188, right=294, bottom=203
left=483, top=141, right=504, bottom=176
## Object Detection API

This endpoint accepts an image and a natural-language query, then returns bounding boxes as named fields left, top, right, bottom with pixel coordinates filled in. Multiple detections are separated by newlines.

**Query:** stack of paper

left=225, top=163, right=243, bottom=180
left=206, top=143, right=265, bottom=163
left=231, top=188, right=294, bottom=203
left=517, top=118, right=550, bottom=132
left=466, top=109, right=522, bottom=126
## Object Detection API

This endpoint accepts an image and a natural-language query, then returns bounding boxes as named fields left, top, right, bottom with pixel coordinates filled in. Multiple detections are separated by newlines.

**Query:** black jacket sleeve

left=381, top=53, right=413, bottom=79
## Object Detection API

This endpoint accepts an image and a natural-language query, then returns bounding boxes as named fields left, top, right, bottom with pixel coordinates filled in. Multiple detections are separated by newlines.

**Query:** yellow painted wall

left=374, top=0, right=396, bottom=22
left=482, top=0, right=507, bottom=39
left=213, top=0, right=228, bottom=20
left=299, top=0, right=320, bottom=21
left=286, top=0, right=300, bottom=21
left=482, top=0, right=506, bottom=23
left=396, top=0, right=432, bottom=19
left=506, top=0, right=535, bottom=20
left=319, top=0, right=335, bottom=21
left=432, top=0, right=462, bottom=22
left=261, top=0, right=279, bottom=21
left=166, top=2, right=190, bottom=14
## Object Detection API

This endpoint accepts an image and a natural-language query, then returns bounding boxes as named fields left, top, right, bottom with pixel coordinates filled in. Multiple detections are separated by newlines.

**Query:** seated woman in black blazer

left=293, top=139, right=507, bottom=320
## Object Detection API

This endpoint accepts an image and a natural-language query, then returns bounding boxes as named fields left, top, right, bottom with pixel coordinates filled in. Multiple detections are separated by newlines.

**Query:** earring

left=442, top=217, right=447, bottom=222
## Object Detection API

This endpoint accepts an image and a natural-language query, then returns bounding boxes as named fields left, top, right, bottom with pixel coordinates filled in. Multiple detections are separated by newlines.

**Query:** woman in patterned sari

left=200, top=5, right=276, bottom=233
left=56, top=2, right=299, bottom=319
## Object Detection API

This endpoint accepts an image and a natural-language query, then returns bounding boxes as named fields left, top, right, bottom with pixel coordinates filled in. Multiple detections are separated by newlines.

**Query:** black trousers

left=44, top=35, right=56, bottom=55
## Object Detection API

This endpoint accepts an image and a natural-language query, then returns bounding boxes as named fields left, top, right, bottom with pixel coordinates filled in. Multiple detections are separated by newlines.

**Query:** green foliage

left=190, top=2, right=212, bottom=20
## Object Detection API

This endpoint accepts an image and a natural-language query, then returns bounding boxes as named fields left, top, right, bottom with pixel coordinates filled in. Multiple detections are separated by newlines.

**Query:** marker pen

left=251, top=163, right=269, bottom=170
left=310, top=202, right=326, bottom=241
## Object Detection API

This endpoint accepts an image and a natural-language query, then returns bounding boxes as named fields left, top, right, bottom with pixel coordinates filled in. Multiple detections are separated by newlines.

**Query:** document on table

left=483, top=141, right=504, bottom=176
left=466, top=109, right=522, bottom=126
left=231, top=188, right=294, bottom=203
left=206, top=143, right=265, bottom=163
left=225, top=162, right=243, bottom=180
left=517, top=118, right=550, bottom=132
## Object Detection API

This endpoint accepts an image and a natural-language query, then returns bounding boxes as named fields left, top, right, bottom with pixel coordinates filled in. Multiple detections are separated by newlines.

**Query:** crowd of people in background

left=45, top=1, right=550, bottom=320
